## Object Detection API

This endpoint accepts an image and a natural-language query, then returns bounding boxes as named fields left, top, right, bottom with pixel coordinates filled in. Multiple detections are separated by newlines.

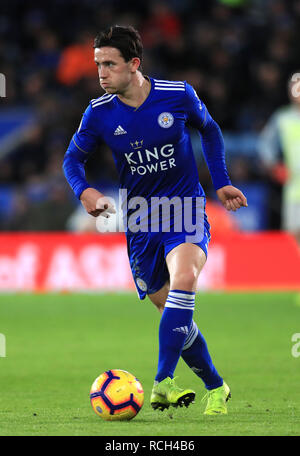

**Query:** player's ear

left=130, top=57, right=141, bottom=72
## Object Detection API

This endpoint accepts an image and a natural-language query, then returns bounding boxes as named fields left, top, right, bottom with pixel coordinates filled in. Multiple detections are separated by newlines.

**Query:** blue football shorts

left=126, top=211, right=211, bottom=300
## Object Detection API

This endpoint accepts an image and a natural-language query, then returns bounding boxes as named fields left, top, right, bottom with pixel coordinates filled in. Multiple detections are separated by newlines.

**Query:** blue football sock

left=181, top=320, right=223, bottom=390
left=155, top=289, right=195, bottom=383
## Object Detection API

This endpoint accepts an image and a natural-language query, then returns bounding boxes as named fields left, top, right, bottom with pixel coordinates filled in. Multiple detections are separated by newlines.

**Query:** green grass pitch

left=0, top=291, right=299, bottom=436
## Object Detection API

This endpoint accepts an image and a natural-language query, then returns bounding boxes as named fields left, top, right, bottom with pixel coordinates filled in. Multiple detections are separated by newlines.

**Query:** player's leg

left=167, top=244, right=224, bottom=389
left=149, top=277, right=223, bottom=391
left=168, top=243, right=231, bottom=414
left=150, top=244, right=202, bottom=409
left=148, top=281, right=169, bottom=315
left=150, top=243, right=230, bottom=413
left=154, top=243, right=204, bottom=383
left=148, top=276, right=196, bottom=409
left=148, top=282, right=173, bottom=410
left=166, top=242, right=205, bottom=290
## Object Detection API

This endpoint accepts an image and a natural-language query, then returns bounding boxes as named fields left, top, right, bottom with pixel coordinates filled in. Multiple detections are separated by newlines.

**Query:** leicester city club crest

left=136, top=278, right=147, bottom=292
left=158, top=112, right=174, bottom=128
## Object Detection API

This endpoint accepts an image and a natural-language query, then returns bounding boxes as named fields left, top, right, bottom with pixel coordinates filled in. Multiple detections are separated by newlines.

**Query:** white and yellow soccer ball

left=90, top=369, right=144, bottom=421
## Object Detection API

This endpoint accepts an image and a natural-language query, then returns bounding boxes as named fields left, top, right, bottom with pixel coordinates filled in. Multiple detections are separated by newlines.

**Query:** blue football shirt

left=63, top=77, right=231, bottom=218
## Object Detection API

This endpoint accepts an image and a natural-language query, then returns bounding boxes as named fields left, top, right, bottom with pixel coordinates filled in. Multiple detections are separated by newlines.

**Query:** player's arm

left=185, top=83, right=247, bottom=211
left=63, top=104, right=115, bottom=218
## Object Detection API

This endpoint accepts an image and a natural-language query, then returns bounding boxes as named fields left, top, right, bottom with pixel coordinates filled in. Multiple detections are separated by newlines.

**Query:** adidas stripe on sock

left=155, top=289, right=195, bottom=382
left=181, top=320, right=223, bottom=390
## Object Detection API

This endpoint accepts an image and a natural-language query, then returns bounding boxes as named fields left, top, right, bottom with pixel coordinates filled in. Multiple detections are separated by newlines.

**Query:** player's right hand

left=80, top=187, right=116, bottom=218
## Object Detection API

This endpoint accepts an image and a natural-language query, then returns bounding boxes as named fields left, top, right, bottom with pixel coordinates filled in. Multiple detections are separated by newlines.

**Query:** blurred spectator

left=56, top=30, right=96, bottom=86
left=33, top=29, right=61, bottom=71
left=259, top=72, right=300, bottom=244
left=5, top=180, right=75, bottom=231
left=141, top=1, right=182, bottom=48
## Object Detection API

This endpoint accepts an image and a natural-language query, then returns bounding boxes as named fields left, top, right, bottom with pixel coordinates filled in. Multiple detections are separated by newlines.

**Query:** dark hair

left=94, top=25, right=143, bottom=65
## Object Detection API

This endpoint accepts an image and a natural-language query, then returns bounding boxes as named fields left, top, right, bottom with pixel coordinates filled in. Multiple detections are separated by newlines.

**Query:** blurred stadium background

left=0, top=0, right=299, bottom=292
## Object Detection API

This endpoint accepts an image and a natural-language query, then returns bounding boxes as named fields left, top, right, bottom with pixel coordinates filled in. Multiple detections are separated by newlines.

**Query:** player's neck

left=117, top=72, right=151, bottom=108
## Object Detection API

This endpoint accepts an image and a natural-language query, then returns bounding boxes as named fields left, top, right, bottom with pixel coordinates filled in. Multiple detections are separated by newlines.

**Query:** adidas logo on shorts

left=114, top=125, right=127, bottom=135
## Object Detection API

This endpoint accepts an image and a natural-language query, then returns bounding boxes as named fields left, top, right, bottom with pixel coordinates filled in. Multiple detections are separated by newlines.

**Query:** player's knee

left=171, top=268, right=198, bottom=291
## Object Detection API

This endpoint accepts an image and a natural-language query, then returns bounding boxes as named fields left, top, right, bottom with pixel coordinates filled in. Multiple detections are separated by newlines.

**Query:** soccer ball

left=90, top=369, right=144, bottom=421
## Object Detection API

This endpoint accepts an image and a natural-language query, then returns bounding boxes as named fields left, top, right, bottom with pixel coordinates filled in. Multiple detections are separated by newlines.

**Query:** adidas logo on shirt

left=114, top=125, right=127, bottom=135
left=172, top=326, right=189, bottom=335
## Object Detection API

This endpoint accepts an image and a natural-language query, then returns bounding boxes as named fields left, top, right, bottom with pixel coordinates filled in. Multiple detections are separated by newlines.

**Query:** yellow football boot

left=151, top=377, right=195, bottom=411
left=203, top=382, right=231, bottom=415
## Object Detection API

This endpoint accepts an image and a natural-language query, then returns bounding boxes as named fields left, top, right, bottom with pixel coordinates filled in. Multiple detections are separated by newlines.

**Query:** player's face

left=94, top=46, right=135, bottom=94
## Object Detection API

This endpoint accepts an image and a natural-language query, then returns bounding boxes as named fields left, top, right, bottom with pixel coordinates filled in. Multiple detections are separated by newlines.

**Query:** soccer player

left=63, top=25, right=247, bottom=415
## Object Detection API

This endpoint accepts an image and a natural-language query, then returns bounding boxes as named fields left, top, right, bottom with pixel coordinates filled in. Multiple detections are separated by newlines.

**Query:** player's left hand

left=216, top=185, right=248, bottom=212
